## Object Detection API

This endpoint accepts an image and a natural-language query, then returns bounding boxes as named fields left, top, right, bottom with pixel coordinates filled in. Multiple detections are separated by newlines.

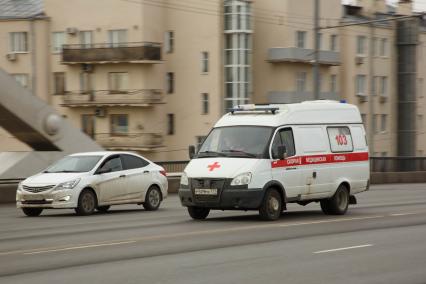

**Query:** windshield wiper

left=197, top=151, right=226, bottom=157
left=222, top=149, right=257, bottom=158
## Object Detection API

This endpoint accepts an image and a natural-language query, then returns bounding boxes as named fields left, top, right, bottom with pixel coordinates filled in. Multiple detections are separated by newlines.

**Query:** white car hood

left=23, top=172, right=88, bottom=186
left=185, top=158, right=260, bottom=179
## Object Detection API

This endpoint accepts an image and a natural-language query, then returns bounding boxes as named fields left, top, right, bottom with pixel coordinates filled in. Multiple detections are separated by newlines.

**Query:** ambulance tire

left=320, top=184, right=349, bottom=215
left=259, top=188, right=282, bottom=221
left=188, top=206, right=210, bottom=220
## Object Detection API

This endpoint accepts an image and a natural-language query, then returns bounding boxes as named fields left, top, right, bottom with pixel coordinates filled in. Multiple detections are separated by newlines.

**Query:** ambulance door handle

left=312, top=171, right=317, bottom=179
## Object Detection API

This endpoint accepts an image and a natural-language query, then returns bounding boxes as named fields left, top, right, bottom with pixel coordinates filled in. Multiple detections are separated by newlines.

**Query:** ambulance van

left=178, top=101, right=370, bottom=221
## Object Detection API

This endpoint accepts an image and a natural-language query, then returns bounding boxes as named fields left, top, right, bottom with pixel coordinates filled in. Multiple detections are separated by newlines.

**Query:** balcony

left=96, top=133, right=164, bottom=151
left=61, top=89, right=163, bottom=107
left=62, top=42, right=162, bottom=64
left=267, top=47, right=340, bottom=66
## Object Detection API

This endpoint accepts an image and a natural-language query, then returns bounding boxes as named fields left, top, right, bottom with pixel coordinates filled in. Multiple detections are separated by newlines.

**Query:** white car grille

left=22, top=185, right=55, bottom=193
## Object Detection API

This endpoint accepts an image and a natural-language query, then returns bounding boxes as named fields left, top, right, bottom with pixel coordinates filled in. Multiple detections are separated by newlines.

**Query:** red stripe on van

left=271, top=152, right=369, bottom=168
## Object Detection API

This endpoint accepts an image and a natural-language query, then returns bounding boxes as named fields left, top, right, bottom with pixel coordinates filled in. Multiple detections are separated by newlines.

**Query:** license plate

left=22, top=194, right=44, bottom=201
left=194, top=188, right=218, bottom=195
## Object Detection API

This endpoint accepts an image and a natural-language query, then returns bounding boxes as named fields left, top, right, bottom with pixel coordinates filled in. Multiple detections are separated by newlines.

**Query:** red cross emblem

left=207, top=162, right=221, bottom=172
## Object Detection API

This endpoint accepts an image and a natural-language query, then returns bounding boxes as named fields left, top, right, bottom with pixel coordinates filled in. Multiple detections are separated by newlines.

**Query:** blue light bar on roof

left=230, top=105, right=279, bottom=115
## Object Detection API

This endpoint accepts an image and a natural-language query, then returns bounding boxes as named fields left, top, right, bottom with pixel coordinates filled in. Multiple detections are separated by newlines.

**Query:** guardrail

left=370, top=157, right=426, bottom=172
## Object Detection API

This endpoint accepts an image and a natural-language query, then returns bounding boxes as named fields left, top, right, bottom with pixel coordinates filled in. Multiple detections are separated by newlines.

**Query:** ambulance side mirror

left=277, top=145, right=288, bottom=160
left=188, top=145, right=196, bottom=159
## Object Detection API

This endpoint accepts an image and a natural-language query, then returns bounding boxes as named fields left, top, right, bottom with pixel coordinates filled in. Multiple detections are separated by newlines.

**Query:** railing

left=370, top=157, right=426, bottom=172
left=96, top=133, right=163, bottom=150
left=61, top=89, right=163, bottom=106
left=62, top=42, right=162, bottom=63
left=155, top=161, right=189, bottom=173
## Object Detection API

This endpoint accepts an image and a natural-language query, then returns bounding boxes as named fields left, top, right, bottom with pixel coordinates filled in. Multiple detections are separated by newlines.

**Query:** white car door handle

left=143, top=170, right=150, bottom=174
left=119, top=174, right=126, bottom=178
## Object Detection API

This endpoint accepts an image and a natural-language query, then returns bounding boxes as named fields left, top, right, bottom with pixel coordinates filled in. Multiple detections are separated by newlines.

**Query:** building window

left=108, top=72, right=129, bottom=93
left=418, top=78, right=424, bottom=98
left=296, top=31, right=307, bottom=48
left=108, top=29, right=127, bottom=47
left=330, top=74, right=337, bottom=93
left=52, top=32, right=66, bottom=53
left=356, top=35, right=366, bottom=55
left=10, top=32, right=28, bottom=52
left=12, top=74, right=29, bottom=88
left=81, top=114, right=95, bottom=138
left=166, top=72, right=174, bottom=94
left=201, top=93, right=209, bottom=115
left=224, top=1, right=252, bottom=31
left=201, top=51, right=209, bottom=73
left=380, top=38, right=388, bottom=56
left=224, top=0, right=252, bottom=112
left=296, top=72, right=307, bottom=92
left=79, top=31, right=93, bottom=48
left=54, top=72, right=66, bottom=95
left=167, top=114, right=175, bottom=135
left=196, top=136, right=206, bottom=150
left=356, top=75, right=366, bottom=96
left=361, top=114, right=367, bottom=127
left=110, top=114, right=128, bottom=135
left=330, top=34, right=338, bottom=51
left=418, top=114, right=424, bottom=132
left=381, top=114, right=387, bottom=132
left=380, top=76, right=388, bottom=97
left=373, top=37, right=379, bottom=57
left=80, top=72, right=93, bottom=94
left=373, top=114, right=379, bottom=134
left=318, top=33, right=322, bottom=50
left=165, top=31, right=174, bottom=53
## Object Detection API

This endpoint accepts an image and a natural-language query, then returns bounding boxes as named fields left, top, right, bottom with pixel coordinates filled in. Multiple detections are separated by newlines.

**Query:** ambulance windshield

left=197, top=126, right=273, bottom=158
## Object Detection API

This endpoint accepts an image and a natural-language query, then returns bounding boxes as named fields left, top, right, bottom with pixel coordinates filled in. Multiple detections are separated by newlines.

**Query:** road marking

left=1, top=210, right=425, bottom=256
left=390, top=213, right=417, bottom=217
left=314, top=244, right=373, bottom=254
left=278, top=215, right=384, bottom=227
left=23, top=240, right=137, bottom=255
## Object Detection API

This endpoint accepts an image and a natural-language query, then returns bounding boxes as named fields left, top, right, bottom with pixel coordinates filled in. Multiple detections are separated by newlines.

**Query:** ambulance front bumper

left=178, top=187, right=264, bottom=210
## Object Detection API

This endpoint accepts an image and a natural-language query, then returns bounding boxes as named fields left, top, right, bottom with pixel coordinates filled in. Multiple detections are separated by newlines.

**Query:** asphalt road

left=1, top=184, right=426, bottom=284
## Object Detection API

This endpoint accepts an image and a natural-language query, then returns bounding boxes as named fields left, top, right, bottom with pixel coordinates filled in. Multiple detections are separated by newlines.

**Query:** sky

left=342, top=0, right=426, bottom=12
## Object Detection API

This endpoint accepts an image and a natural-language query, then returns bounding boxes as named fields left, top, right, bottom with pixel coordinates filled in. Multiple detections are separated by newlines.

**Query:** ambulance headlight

left=231, top=172, right=252, bottom=186
left=180, top=172, right=189, bottom=186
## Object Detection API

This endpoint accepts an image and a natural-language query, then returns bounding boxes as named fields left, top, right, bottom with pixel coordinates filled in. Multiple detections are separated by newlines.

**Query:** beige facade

left=0, top=0, right=425, bottom=161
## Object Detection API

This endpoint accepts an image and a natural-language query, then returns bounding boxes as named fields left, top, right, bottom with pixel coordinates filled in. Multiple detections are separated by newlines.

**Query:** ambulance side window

left=271, top=128, right=295, bottom=159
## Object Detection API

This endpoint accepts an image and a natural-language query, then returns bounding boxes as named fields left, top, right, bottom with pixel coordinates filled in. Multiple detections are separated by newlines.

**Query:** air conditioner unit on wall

left=6, top=53, right=17, bottom=61
left=82, top=64, right=94, bottom=73
left=355, top=56, right=365, bottom=65
left=95, top=108, right=106, bottom=117
left=66, top=27, right=78, bottom=35
left=357, top=94, right=368, bottom=103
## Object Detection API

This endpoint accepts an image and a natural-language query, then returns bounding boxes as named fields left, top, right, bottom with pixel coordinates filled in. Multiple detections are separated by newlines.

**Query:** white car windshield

left=198, top=126, right=273, bottom=158
left=44, top=156, right=103, bottom=173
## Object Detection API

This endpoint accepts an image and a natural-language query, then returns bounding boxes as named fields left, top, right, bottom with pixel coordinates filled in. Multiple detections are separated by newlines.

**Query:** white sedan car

left=16, top=151, right=168, bottom=216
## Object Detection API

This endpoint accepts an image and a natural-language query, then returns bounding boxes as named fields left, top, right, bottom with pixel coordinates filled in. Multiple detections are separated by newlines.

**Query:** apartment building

left=0, top=0, right=425, bottom=161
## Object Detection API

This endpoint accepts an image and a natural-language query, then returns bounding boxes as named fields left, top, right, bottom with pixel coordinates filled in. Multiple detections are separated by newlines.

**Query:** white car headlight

left=180, top=173, right=189, bottom=186
left=55, top=178, right=81, bottom=190
left=17, top=181, right=23, bottom=192
left=231, top=172, right=252, bottom=186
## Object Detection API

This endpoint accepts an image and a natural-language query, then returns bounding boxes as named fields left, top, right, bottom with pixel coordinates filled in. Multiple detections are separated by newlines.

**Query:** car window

left=100, top=156, right=123, bottom=173
left=271, top=128, right=295, bottom=159
left=121, top=154, right=149, bottom=170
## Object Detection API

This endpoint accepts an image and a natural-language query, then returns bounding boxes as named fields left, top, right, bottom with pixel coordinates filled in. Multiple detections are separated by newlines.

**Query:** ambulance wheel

left=259, top=188, right=282, bottom=221
left=320, top=184, right=349, bottom=215
left=188, top=206, right=210, bottom=220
